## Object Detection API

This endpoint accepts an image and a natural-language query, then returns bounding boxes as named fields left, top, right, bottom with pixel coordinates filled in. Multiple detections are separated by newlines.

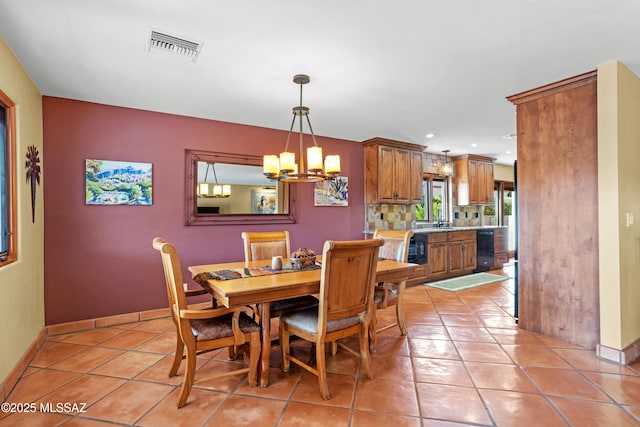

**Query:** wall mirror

left=185, top=149, right=296, bottom=226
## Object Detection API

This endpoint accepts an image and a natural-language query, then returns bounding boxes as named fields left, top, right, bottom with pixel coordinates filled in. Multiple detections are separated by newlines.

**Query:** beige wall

left=598, top=61, right=640, bottom=350
left=0, top=38, right=44, bottom=385
left=494, top=164, right=514, bottom=182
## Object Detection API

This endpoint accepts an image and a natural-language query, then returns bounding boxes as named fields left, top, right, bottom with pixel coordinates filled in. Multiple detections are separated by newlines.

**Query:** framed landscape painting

left=85, top=159, right=153, bottom=205
left=314, top=176, right=348, bottom=206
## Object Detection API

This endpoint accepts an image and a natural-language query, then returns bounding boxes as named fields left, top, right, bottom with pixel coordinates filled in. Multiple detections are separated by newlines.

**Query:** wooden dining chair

left=241, top=231, right=319, bottom=317
left=152, top=237, right=260, bottom=408
left=369, top=229, right=414, bottom=352
left=279, top=238, right=383, bottom=400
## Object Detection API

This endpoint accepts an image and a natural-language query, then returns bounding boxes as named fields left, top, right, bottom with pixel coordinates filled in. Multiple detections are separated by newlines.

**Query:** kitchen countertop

left=364, top=225, right=508, bottom=235
left=411, top=225, right=508, bottom=233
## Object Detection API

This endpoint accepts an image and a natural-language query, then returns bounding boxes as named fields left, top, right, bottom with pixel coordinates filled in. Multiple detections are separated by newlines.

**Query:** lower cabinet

left=428, top=230, right=477, bottom=280
left=493, top=227, right=509, bottom=267
left=427, top=244, right=447, bottom=279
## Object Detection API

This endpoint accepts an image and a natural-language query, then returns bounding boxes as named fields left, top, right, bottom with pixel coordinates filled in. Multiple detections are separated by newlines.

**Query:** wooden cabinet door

left=377, top=146, right=396, bottom=203
left=393, top=148, right=411, bottom=203
left=483, top=162, right=494, bottom=204
left=428, top=243, right=447, bottom=278
left=477, top=161, right=487, bottom=204
left=468, top=159, right=479, bottom=204
left=447, top=241, right=464, bottom=274
left=477, top=161, right=494, bottom=204
left=409, top=150, right=423, bottom=203
left=462, top=239, right=477, bottom=271
left=493, top=227, right=508, bottom=266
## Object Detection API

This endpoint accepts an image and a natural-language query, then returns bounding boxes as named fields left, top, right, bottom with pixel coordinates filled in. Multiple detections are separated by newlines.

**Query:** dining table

left=188, top=257, right=419, bottom=387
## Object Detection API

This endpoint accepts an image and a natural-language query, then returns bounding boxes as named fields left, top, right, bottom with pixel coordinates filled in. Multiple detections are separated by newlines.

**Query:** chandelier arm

left=304, top=114, right=319, bottom=147
left=203, top=162, right=210, bottom=183
left=283, top=113, right=297, bottom=152
left=212, top=162, right=219, bottom=184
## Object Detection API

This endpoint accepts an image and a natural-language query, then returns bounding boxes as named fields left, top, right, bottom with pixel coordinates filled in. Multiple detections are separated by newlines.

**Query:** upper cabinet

left=363, top=137, right=423, bottom=204
left=453, top=154, right=494, bottom=205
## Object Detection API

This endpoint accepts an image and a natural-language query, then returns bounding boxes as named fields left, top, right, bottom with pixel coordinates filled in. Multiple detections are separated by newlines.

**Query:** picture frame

left=314, top=176, right=348, bottom=206
left=251, top=189, right=277, bottom=214
left=85, top=159, right=153, bottom=205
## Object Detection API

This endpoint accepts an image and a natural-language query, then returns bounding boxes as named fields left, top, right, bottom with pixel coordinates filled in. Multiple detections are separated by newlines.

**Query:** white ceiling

left=2, top=1, right=639, bottom=166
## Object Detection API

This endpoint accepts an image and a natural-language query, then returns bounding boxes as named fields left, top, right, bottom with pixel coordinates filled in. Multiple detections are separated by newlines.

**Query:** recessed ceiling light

left=426, top=133, right=435, bottom=139
left=471, top=143, right=477, bottom=147
left=506, top=150, right=512, bottom=154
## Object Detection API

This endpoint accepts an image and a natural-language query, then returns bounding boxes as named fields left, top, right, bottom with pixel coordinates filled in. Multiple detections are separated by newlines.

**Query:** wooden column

left=508, top=71, right=599, bottom=349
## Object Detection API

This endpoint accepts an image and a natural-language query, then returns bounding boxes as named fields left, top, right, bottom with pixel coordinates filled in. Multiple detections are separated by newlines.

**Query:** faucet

left=436, top=211, right=449, bottom=228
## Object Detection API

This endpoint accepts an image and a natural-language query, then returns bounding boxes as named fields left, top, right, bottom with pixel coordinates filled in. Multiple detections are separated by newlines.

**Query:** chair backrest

left=241, top=231, right=291, bottom=262
left=373, top=230, right=414, bottom=262
left=317, top=239, right=383, bottom=331
left=152, top=237, right=190, bottom=337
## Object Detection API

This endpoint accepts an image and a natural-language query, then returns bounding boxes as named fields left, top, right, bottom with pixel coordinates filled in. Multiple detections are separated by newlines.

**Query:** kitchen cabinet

left=363, top=137, right=423, bottom=204
left=427, top=233, right=448, bottom=279
left=453, top=155, right=494, bottom=205
left=493, top=227, right=509, bottom=266
left=427, top=230, right=477, bottom=279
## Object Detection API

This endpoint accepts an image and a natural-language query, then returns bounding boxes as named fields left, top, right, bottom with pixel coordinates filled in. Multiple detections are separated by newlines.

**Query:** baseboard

left=2, top=303, right=211, bottom=402
left=45, top=306, right=173, bottom=336
left=597, top=339, right=640, bottom=365
left=1, top=327, right=46, bottom=403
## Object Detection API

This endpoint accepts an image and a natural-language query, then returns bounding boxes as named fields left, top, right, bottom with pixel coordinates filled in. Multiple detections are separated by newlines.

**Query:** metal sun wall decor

left=25, top=145, right=41, bottom=223
left=314, top=176, right=348, bottom=207
left=85, top=159, right=153, bottom=205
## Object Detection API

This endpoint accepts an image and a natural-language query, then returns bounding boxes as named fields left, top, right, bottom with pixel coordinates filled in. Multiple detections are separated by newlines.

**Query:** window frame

left=416, top=173, right=449, bottom=223
left=0, top=89, right=17, bottom=267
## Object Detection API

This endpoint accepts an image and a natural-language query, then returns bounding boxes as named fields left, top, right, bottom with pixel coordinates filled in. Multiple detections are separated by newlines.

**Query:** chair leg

left=177, top=346, right=197, bottom=408
left=330, top=341, right=338, bottom=355
left=369, top=307, right=378, bottom=352
left=397, top=282, right=407, bottom=335
left=227, top=345, right=237, bottom=360
left=170, top=335, right=184, bottom=377
left=316, top=341, right=330, bottom=400
left=247, top=332, right=260, bottom=386
left=280, top=322, right=291, bottom=373
left=360, top=324, right=374, bottom=379
left=396, top=300, right=407, bottom=335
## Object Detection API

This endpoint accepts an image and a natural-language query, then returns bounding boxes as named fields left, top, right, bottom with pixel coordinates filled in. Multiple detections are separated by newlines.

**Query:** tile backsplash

left=452, top=205, right=482, bottom=227
left=365, top=203, right=483, bottom=232
left=365, top=204, right=416, bottom=232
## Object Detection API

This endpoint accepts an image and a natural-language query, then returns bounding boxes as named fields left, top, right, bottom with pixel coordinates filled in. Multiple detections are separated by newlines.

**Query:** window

left=416, top=174, right=448, bottom=222
left=0, top=90, right=16, bottom=266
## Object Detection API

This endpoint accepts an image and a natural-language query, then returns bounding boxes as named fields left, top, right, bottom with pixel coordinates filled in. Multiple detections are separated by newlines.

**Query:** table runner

left=193, top=263, right=320, bottom=285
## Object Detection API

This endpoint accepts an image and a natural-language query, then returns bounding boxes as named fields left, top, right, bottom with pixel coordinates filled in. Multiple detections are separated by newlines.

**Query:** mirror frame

left=185, top=149, right=296, bottom=226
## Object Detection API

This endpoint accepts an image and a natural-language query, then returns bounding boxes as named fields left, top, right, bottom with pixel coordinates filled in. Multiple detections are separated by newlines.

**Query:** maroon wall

left=43, top=97, right=365, bottom=325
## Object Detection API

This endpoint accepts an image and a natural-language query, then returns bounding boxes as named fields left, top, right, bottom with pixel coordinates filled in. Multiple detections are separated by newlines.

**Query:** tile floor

left=2, top=266, right=640, bottom=426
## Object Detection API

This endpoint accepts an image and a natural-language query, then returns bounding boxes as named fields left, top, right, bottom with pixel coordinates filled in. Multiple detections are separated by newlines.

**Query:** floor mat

left=425, top=272, right=510, bottom=291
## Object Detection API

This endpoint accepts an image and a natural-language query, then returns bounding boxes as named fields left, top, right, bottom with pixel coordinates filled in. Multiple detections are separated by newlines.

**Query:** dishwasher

left=408, top=234, right=427, bottom=265
left=475, top=229, right=494, bottom=272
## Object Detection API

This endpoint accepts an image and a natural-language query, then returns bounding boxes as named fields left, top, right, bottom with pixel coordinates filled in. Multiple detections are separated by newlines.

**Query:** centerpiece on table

left=290, top=248, right=317, bottom=270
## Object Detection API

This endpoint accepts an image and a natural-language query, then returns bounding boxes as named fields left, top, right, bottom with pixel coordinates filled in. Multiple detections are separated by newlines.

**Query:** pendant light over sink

left=263, top=74, right=340, bottom=183
left=440, top=149, right=452, bottom=176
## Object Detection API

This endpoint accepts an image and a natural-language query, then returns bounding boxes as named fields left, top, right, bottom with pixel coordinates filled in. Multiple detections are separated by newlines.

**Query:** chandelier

left=199, top=162, right=231, bottom=198
left=263, top=74, right=340, bottom=183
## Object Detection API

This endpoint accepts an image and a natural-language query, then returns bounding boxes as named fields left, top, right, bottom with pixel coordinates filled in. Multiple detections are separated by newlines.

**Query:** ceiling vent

left=148, top=30, right=202, bottom=62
